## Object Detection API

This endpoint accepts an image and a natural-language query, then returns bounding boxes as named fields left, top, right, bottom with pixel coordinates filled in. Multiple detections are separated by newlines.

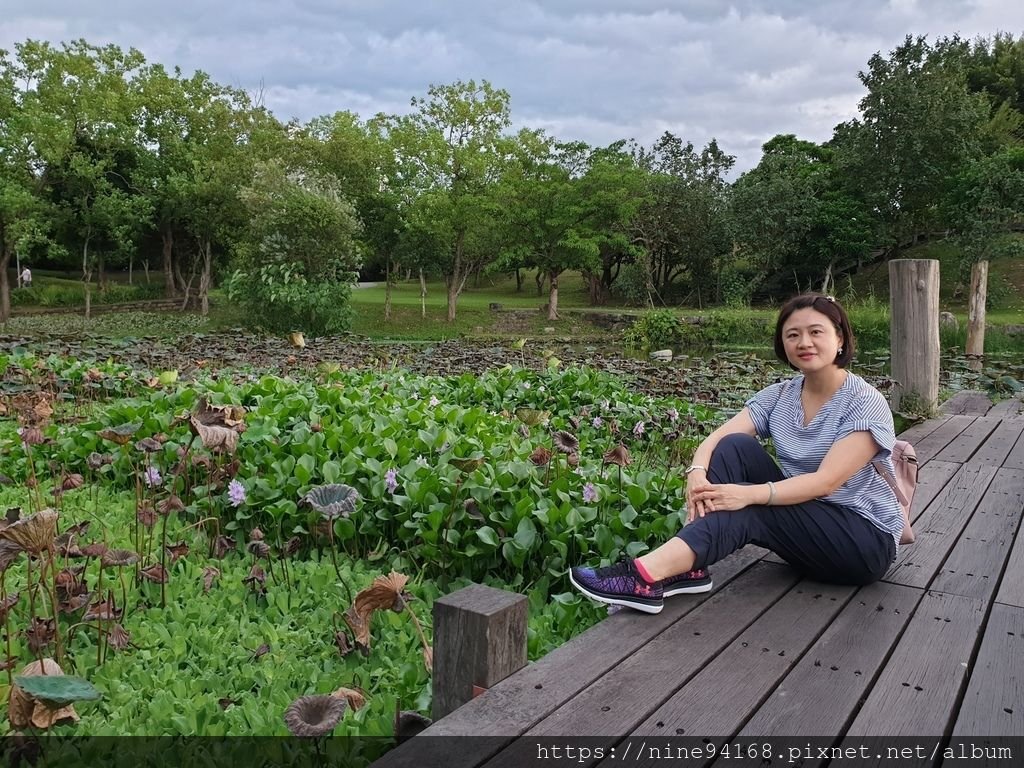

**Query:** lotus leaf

left=14, top=674, right=101, bottom=706
left=98, top=423, right=141, bottom=445
left=302, top=484, right=360, bottom=519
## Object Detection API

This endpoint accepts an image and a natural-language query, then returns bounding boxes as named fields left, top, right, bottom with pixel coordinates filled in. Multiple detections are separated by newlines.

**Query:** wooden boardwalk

left=375, top=392, right=1024, bottom=767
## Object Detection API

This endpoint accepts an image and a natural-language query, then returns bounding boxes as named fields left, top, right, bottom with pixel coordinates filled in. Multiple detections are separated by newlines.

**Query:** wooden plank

left=1001, top=427, right=1024, bottom=471
left=972, top=419, right=1024, bottom=467
left=628, top=580, right=855, bottom=739
left=737, top=581, right=922, bottom=737
left=929, top=468, right=1024, bottom=600
left=371, top=547, right=768, bottom=768
left=898, top=413, right=952, bottom=444
left=986, top=396, right=1024, bottom=419
left=940, top=389, right=993, bottom=416
left=932, top=416, right=1000, bottom=464
left=884, top=464, right=997, bottom=589
left=518, top=563, right=800, bottom=743
left=906, top=459, right=959, bottom=529
left=995, top=517, right=1024, bottom=609
left=912, top=414, right=975, bottom=465
left=844, top=591, right=987, bottom=737
left=952, top=603, right=1024, bottom=737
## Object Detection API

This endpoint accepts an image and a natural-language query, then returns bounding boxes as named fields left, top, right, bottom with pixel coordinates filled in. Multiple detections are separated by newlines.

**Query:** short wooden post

left=889, top=259, right=940, bottom=414
left=966, top=260, right=988, bottom=358
left=431, top=584, right=528, bottom=720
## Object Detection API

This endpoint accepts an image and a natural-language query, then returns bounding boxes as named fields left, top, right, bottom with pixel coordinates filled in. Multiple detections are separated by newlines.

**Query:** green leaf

left=513, top=517, right=537, bottom=551
left=476, top=526, right=499, bottom=547
left=14, top=675, right=101, bottom=706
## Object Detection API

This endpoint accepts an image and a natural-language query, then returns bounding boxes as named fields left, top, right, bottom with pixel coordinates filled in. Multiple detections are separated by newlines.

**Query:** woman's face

left=781, top=307, right=843, bottom=374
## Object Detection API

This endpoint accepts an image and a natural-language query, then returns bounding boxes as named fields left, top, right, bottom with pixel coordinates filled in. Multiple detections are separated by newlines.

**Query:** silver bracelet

left=766, top=481, right=776, bottom=505
left=684, top=464, right=707, bottom=475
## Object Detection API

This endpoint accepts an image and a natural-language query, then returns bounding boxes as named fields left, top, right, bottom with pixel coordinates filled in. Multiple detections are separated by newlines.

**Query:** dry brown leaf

left=0, top=508, right=57, bottom=554
left=189, top=416, right=239, bottom=454
left=423, top=645, right=433, bottom=673
left=343, top=572, right=410, bottom=653
left=331, top=686, right=367, bottom=712
left=202, top=567, right=220, bottom=594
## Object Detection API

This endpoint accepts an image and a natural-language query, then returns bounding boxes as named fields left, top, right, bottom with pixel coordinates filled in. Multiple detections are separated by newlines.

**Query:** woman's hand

left=685, top=470, right=712, bottom=522
left=687, top=482, right=759, bottom=520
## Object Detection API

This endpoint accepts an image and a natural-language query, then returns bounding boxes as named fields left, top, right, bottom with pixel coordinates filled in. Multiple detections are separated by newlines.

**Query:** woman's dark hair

left=773, top=293, right=855, bottom=370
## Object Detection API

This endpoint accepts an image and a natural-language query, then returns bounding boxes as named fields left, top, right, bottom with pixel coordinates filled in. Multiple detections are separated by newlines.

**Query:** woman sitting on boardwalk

left=570, top=293, right=904, bottom=614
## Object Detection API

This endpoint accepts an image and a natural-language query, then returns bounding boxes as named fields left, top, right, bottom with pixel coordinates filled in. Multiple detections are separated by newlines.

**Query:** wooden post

left=966, top=260, right=988, bottom=358
left=889, top=259, right=940, bottom=414
left=431, top=584, right=528, bottom=720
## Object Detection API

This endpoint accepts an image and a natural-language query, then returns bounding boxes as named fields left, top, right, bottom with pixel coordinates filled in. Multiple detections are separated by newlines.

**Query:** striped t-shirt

left=745, top=373, right=904, bottom=547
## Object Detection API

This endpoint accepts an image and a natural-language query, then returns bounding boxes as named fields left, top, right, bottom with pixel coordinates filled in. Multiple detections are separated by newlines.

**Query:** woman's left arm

left=764, top=430, right=879, bottom=507
left=689, top=430, right=880, bottom=511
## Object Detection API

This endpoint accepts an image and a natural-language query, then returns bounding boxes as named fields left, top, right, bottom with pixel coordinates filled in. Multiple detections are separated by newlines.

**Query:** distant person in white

left=20, top=267, right=31, bottom=288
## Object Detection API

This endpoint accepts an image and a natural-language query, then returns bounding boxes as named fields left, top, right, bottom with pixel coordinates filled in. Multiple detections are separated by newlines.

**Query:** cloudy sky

left=3, top=1, right=1023, bottom=172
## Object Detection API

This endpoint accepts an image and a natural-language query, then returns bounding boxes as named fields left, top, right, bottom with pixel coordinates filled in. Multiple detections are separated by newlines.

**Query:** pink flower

left=582, top=482, right=598, bottom=503
left=143, top=466, right=162, bottom=487
left=592, top=417, right=603, bottom=429
left=632, top=420, right=646, bottom=438
left=384, top=468, right=398, bottom=494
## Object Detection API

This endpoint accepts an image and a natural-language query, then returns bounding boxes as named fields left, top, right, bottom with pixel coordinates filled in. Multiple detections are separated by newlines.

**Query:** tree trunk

left=161, top=227, right=176, bottom=297
left=0, top=243, right=11, bottom=323
left=515, top=268, right=523, bottom=292
left=82, top=235, right=92, bottom=321
left=966, top=260, right=989, bottom=358
left=446, top=278, right=459, bottom=323
left=419, top=268, right=427, bottom=319
left=198, top=239, right=212, bottom=316
left=535, top=269, right=545, bottom=296
left=128, top=254, right=134, bottom=285
left=547, top=270, right=560, bottom=320
left=384, top=257, right=392, bottom=322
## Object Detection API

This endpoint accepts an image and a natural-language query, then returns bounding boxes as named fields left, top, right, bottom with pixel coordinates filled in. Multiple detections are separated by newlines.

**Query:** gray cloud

left=2, top=0, right=1023, bottom=172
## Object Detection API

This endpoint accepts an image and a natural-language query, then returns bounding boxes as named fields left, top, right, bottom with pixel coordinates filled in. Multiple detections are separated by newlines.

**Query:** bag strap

left=873, top=459, right=909, bottom=506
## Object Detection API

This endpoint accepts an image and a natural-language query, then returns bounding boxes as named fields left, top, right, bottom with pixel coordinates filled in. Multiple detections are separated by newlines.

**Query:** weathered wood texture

left=845, top=591, right=987, bottom=737
left=889, top=259, right=940, bottom=413
left=952, top=603, right=1024, bottom=737
left=929, top=468, right=1024, bottom=600
left=737, top=581, right=922, bottom=738
left=884, top=464, right=997, bottom=589
left=432, top=584, right=528, bottom=720
left=630, top=580, right=854, bottom=740
left=912, top=414, right=974, bottom=465
left=940, top=389, right=993, bottom=416
left=932, top=416, right=999, bottom=463
left=966, top=259, right=989, bottom=357
left=995, top=518, right=1024, bottom=609
left=986, top=395, right=1024, bottom=419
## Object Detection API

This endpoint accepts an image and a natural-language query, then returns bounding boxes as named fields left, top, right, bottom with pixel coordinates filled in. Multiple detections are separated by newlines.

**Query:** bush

left=623, top=309, right=683, bottom=350
left=225, top=264, right=354, bottom=336
left=614, top=262, right=652, bottom=307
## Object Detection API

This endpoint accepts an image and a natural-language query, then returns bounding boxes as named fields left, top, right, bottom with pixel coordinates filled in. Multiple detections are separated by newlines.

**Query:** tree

left=18, top=40, right=152, bottom=317
left=227, top=160, right=363, bottom=334
left=839, top=35, right=990, bottom=252
left=731, top=135, right=873, bottom=298
left=0, top=47, right=56, bottom=322
left=387, top=80, right=511, bottom=322
left=631, top=133, right=734, bottom=306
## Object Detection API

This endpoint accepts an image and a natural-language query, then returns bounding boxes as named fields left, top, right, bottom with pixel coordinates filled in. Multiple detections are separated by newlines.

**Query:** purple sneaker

left=569, top=559, right=664, bottom=614
left=662, top=568, right=712, bottom=596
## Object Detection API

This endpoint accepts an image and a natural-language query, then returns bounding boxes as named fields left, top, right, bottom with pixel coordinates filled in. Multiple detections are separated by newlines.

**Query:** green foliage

left=623, top=309, right=684, bottom=350
left=226, top=263, right=354, bottom=336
